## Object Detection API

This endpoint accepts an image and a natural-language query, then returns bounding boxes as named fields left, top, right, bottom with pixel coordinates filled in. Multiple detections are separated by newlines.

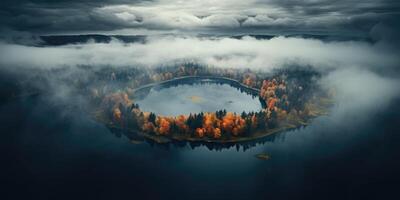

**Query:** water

left=1, top=94, right=399, bottom=200
left=135, top=79, right=263, bottom=116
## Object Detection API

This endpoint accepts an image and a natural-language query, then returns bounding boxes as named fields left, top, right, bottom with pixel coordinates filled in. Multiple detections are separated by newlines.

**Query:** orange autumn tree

left=203, top=113, right=222, bottom=139
left=101, top=92, right=133, bottom=124
left=100, top=73, right=300, bottom=139
left=193, top=112, right=248, bottom=138
left=155, top=117, right=171, bottom=135
left=175, top=115, right=189, bottom=133
left=142, top=112, right=155, bottom=133
left=221, top=112, right=246, bottom=136
left=242, top=73, right=256, bottom=87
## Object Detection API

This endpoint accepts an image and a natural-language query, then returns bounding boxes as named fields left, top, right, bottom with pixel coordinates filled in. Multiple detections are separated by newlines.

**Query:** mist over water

left=135, top=80, right=262, bottom=116
left=1, top=30, right=400, bottom=200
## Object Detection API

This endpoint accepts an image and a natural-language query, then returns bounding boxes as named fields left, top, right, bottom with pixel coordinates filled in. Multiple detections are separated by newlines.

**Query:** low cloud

left=322, top=68, right=400, bottom=123
left=1, top=36, right=398, bottom=71
left=1, top=36, right=399, bottom=118
left=0, top=34, right=399, bottom=150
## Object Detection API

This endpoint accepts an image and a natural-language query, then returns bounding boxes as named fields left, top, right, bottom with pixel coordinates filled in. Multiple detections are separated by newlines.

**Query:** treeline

left=101, top=88, right=290, bottom=140
left=107, top=101, right=280, bottom=139
left=89, top=63, right=271, bottom=97
left=96, top=64, right=319, bottom=140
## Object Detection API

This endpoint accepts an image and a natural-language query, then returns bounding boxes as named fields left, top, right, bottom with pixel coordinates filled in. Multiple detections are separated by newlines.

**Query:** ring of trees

left=94, top=65, right=322, bottom=142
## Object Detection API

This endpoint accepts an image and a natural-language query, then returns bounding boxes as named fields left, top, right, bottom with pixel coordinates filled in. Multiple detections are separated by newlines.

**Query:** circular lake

left=134, top=77, right=263, bottom=116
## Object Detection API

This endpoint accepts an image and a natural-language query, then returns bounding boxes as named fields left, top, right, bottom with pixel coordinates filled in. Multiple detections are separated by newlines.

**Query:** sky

left=1, top=0, right=399, bottom=36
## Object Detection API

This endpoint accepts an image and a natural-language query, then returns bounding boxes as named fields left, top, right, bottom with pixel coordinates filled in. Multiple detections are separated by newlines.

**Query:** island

left=89, top=64, right=333, bottom=145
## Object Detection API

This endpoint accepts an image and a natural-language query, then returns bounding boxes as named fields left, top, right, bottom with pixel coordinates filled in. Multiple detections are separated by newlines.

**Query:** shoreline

left=94, top=75, right=333, bottom=145
left=93, top=104, right=329, bottom=145
left=131, top=75, right=261, bottom=99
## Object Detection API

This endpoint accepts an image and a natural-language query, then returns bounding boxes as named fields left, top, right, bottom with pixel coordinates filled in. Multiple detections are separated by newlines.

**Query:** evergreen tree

left=170, top=122, right=179, bottom=134
left=186, top=114, right=194, bottom=129
left=245, top=118, right=252, bottom=135
left=268, top=109, right=278, bottom=128
left=192, top=113, right=203, bottom=129
left=257, top=111, right=266, bottom=129
left=241, top=111, right=247, bottom=119
left=149, top=112, right=156, bottom=124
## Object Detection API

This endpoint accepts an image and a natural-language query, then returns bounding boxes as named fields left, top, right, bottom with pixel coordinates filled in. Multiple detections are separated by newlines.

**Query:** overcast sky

left=1, top=0, right=399, bottom=36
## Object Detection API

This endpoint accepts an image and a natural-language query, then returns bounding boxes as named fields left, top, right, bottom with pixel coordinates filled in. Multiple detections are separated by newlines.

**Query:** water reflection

left=3, top=92, right=399, bottom=199
left=111, top=77, right=286, bottom=151
left=134, top=77, right=264, bottom=116
left=106, top=125, right=296, bottom=152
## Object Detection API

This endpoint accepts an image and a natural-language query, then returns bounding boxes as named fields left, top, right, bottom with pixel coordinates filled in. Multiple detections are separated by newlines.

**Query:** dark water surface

left=1, top=94, right=399, bottom=200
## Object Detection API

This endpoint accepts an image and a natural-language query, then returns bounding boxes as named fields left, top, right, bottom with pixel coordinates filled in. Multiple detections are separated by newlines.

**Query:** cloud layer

left=1, top=0, right=399, bottom=35
left=1, top=36, right=398, bottom=117
left=1, top=36, right=398, bottom=71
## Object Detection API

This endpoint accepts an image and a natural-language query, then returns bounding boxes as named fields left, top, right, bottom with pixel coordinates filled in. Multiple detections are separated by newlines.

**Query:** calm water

left=135, top=80, right=262, bottom=116
left=1, top=94, right=399, bottom=200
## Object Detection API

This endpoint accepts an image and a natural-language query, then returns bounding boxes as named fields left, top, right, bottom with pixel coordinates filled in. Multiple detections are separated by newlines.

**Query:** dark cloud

left=0, top=0, right=399, bottom=38
left=263, top=0, right=400, bottom=14
left=260, top=0, right=400, bottom=31
left=0, top=1, right=150, bottom=32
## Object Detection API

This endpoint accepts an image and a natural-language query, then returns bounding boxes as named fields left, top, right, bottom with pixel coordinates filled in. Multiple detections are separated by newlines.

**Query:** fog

left=322, top=68, right=399, bottom=123
left=0, top=36, right=398, bottom=71
left=0, top=35, right=399, bottom=140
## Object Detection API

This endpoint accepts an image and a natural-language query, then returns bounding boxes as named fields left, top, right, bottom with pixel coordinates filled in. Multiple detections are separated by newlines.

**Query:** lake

left=1, top=91, right=399, bottom=200
left=134, top=77, right=263, bottom=116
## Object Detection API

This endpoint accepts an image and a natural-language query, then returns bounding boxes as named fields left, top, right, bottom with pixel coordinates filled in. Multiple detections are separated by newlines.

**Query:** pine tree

left=257, top=111, right=266, bottom=129
left=245, top=118, right=252, bottom=135
left=241, top=111, right=247, bottom=119
left=268, top=109, right=278, bottom=128
left=149, top=112, right=156, bottom=124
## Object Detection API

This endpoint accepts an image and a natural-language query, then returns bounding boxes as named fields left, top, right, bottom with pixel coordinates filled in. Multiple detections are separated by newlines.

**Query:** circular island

left=92, top=65, right=332, bottom=146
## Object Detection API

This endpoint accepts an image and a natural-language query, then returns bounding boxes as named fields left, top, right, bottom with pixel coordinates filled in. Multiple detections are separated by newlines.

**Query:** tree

left=149, top=112, right=156, bottom=124
left=241, top=111, right=247, bottom=119
left=186, top=114, right=195, bottom=130
left=192, top=113, right=203, bottom=129
left=170, top=121, right=179, bottom=134
left=268, top=109, right=278, bottom=128
left=245, top=118, right=252, bottom=135
left=129, top=103, right=139, bottom=112
left=257, top=111, right=266, bottom=129
left=216, top=110, right=225, bottom=119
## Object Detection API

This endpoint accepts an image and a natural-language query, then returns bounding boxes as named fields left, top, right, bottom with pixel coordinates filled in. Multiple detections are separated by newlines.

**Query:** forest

left=96, top=64, right=320, bottom=140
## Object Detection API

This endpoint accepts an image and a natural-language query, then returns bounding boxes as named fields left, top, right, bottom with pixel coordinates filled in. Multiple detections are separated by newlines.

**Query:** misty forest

left=1, top=1, right=400, bottom=200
